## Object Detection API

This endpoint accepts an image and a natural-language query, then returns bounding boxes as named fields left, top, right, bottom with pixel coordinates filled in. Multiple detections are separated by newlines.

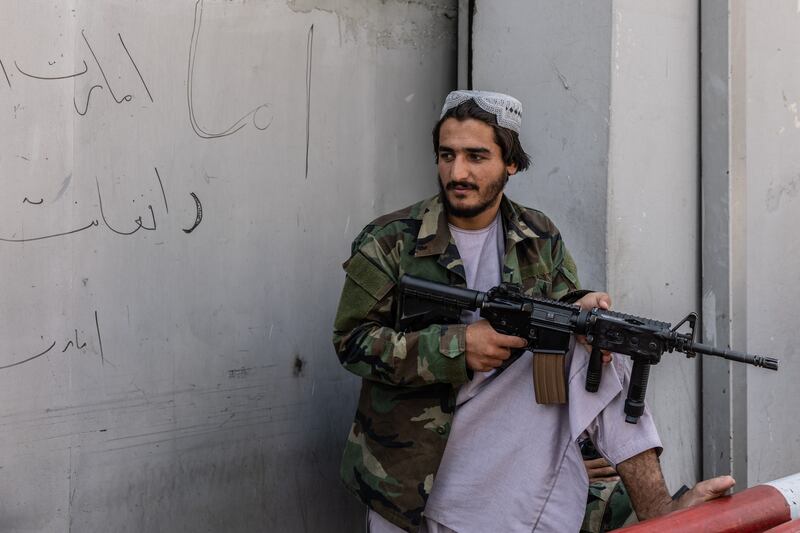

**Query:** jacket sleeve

left=332, top=233, right=469, bottom=388
left=549, top=234, right=582, bottom=301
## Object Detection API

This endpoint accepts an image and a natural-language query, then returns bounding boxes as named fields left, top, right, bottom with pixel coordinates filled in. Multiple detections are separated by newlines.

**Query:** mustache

left=445, top=180, right=479, bottom=191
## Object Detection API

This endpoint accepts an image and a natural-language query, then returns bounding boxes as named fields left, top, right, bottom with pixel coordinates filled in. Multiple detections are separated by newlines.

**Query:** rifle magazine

left=533, top=352, right=567, bottom=404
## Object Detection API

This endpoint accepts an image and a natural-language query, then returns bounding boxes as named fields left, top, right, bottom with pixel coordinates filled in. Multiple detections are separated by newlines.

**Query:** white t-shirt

left=448, top=214, right=505, bottom=405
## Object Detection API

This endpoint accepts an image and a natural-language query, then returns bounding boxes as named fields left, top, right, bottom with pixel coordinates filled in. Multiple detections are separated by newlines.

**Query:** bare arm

left=616, top=449, right=672, bottom=520
left=617, top=448, right=736, bottom=521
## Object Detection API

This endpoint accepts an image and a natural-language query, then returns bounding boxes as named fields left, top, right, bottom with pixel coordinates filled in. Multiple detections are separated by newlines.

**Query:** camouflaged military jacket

left=581, top=479, right=636, bottom=532
left=332, top=194, right=581, bottom=532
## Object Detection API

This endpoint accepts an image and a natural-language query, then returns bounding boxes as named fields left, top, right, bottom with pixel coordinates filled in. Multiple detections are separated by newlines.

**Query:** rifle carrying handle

left=585, top=346, right=603, bottom=392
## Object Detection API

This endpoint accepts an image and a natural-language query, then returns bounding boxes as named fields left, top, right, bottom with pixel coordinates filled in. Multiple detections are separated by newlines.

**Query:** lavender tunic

left=422, top=342, right=662, bottom=532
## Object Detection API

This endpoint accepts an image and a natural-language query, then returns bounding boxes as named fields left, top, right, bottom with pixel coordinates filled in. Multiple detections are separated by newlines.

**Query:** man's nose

left=451, top=155, right=469, bottom=180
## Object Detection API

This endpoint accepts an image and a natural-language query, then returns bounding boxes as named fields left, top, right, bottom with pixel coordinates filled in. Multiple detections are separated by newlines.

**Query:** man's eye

left=439, top=153, right=454, bottom=161
left=468, top=154, right=484, bottom=162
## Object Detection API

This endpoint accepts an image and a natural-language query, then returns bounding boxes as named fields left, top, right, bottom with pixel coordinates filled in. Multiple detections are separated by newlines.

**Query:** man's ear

left=507, top=162, right=518, bottom=176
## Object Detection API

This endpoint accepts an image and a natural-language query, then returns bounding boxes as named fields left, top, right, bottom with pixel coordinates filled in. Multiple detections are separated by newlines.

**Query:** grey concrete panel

left=472, top=0, right=613, bottom=291
left=0, top=1, right=456, bottom=530
left=728, top=0, right=751, bottom=488
left=700, top=0, right=738, bottom=483
left=742, top=0, right=800, bottom=485
left=607, top=0, right=701, bottom=492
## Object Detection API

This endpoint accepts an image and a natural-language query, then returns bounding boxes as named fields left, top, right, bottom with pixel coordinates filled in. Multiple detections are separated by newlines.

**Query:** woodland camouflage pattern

left=333, top=194, right=580, bottom=531
left=580, top=479, right=637, bottom=532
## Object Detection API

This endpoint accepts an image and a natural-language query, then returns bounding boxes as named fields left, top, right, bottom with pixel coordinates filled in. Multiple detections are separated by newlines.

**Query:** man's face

left=437, top=118, right=517, bottom=222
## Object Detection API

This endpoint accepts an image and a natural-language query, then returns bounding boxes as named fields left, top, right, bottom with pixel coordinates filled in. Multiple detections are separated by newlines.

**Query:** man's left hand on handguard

left=574, top=291, right=614, bottom=364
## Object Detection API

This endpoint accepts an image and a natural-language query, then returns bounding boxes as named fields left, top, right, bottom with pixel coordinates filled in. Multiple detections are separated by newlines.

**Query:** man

left=333, top=90, right=733, bottom=532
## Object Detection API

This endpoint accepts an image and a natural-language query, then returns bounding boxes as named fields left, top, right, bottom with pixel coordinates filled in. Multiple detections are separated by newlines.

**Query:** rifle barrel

left=689, top=341, right=779, bottom=370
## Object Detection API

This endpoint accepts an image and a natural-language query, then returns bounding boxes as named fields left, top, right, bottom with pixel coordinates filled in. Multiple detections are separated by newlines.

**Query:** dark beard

left=438, top=171, right=508, bottom=219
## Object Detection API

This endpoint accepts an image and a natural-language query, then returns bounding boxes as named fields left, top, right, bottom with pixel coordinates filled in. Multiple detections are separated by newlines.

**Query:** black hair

left=432, top=99, right=531, bottom=172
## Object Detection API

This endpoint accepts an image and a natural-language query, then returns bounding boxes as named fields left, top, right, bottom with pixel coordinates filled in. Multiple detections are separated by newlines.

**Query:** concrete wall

left=473, top=0, right=701, bottom=491
left=606, top=0, right=701, bottom=490
left=700, top=0, right=750, bottom=485
left=701, top=0, right=799, bottom=488
left=742, top=0, right=800, bottom=484
left=2, top=2, right=795, bottom=530
left=0, top=1, right=456, bottom=531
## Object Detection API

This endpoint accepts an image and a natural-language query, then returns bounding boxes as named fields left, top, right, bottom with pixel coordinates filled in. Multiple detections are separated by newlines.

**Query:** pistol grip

left=585, top=346, right=603, bottom=392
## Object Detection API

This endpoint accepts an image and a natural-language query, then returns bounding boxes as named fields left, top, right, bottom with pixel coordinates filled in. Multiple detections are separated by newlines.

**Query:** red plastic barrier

left=764, top=519, right=800, bottom=533
left=618, top=484, right=791, bottom=533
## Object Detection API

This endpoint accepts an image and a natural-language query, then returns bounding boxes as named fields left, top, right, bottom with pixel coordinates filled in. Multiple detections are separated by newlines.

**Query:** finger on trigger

left=496, top=332, right=527, bottom=348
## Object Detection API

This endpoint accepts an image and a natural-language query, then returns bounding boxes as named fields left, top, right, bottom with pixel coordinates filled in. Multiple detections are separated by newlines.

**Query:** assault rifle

left=396, top=275, right=778, bottom=424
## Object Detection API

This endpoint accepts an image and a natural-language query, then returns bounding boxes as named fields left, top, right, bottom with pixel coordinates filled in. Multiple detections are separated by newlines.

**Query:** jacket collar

left=412, top=194, right=542, bottom=280
left=413, top=195, right=451, bottom=258
left=500, top=194, right=543, bottom=245
left=413, top=194, right=541, bottom=254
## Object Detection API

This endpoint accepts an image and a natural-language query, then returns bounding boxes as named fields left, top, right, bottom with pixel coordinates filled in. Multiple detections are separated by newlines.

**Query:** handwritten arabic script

left=0, top=168, right=202, bottom=243
left=0, top=311, right=105, bottom=371
left=8, top=29, right=152, bottom=117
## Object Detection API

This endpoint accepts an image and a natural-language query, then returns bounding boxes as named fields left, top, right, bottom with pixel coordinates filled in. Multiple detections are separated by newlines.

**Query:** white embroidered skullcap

left=440, top=90, right=523, bottom=133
